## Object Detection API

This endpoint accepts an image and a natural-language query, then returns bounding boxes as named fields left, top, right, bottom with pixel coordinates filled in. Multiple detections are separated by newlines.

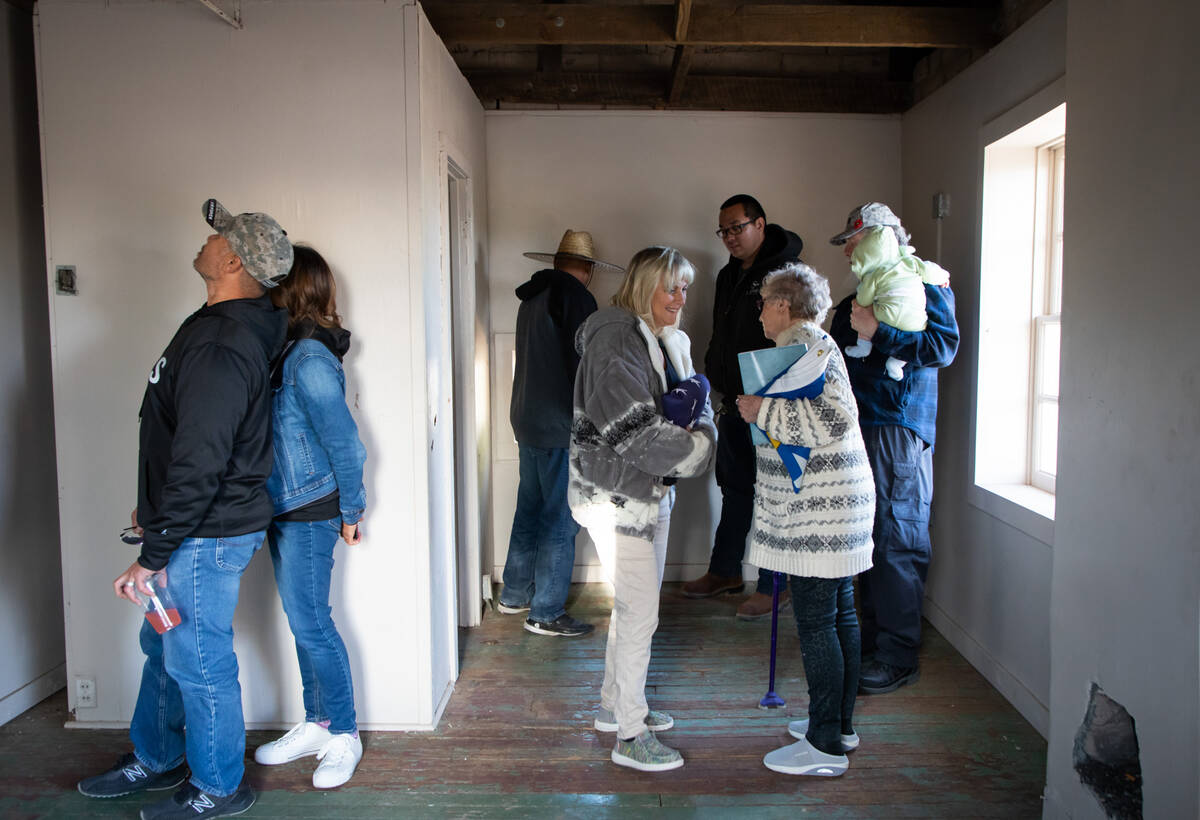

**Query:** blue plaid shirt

left=830, top=284, right=959, bottom=448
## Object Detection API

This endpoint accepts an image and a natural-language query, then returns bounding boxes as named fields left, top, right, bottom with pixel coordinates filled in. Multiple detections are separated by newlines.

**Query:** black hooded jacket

left=136, top=293, right=288, bottom=570
left=510, top=268, right=597, bottom=449
left=703, top=224, right=805, bottom=409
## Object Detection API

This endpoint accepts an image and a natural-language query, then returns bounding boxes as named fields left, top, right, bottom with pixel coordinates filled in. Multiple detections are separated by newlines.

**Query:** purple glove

left=662, top=374, right=711, bottom=428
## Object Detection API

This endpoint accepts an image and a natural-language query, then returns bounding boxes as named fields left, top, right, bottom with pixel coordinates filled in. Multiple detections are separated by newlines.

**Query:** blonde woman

left=569, top=246, right=717, bottom=771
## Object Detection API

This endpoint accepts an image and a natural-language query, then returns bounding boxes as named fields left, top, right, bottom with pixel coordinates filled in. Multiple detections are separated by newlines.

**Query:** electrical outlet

left=75, top=676, right=96, bottom=708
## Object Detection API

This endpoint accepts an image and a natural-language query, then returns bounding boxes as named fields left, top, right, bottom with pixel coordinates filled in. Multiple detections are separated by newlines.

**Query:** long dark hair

left=272, top=244, right=342, bottom=330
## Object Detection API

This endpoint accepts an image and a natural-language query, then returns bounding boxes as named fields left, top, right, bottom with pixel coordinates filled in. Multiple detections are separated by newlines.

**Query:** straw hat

left=524, top=229, right=624, bottom=272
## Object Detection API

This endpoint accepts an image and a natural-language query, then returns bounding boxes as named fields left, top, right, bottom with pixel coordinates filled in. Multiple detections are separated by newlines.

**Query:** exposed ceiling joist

left=674, top=0, right=693, bottom=43
left=468, top=71, right=912, bottom=113
left=667, top=45, right=695, bottom=107
left=426, top=4, right=995, bottom=49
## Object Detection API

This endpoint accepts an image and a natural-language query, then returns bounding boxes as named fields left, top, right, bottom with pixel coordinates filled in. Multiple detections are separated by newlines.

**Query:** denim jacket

left=266, top=335, right=367, bottom=522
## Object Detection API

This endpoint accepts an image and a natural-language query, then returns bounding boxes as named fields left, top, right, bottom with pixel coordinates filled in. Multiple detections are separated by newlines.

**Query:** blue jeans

left=130, top=532, right=263, bottom=797
left=789, top=575, right=861, bottom=757
left=858, top=425, right=933, bottom=668
left=267, top=517, right=357, bottom=734
left=501, top=444, right=579, bottom=622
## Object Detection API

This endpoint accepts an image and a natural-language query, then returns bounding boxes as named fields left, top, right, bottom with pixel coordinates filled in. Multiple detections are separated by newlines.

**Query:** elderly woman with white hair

left=736, top=262, right=875, bottom=777
left=570, top=246, right=717, bottom=772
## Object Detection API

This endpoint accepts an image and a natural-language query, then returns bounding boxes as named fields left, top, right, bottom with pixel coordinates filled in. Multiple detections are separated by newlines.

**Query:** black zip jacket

left=510, top=268, right=597, bottom=449
left=703, top=224, right=804, bottom=409
left=136, top=293, right=288, bottom=570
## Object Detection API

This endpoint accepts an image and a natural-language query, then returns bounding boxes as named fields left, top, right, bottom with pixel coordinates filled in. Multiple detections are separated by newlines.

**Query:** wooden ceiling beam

left=425, top=4, right=995, bottom=49
left=466, top=71, right=912, bottom=113
left=667, top=46, right=695, bottom=107
left=427, top=4, right=675, bottom=47
left=674, top=0, right=693, bottom=43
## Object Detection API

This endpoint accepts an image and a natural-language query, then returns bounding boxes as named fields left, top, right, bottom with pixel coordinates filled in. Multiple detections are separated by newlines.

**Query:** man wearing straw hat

left=498, top=230, right=623, bottom=637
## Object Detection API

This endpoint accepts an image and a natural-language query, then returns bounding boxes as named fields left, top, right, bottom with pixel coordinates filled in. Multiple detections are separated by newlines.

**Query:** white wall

left=38, top=0, right=486, bottom=730
left=900, top=0, right=1068, bottom=736
left=415, top=7, right=490, bottom=716
left=1044, top=0, right=1200, bottom=816
left=486, top=111, right=901, bottom=582
left=0, top=1, right=65, bottom=726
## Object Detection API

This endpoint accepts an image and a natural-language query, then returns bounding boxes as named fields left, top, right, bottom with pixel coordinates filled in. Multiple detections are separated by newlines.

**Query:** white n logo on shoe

left=121, top=764, right=146, bottom=782
left=189, top=793, right=215, bottom=813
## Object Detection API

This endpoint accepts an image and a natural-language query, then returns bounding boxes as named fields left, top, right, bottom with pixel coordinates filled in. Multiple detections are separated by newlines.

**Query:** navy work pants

left=858, top=425, right=933, bottom=669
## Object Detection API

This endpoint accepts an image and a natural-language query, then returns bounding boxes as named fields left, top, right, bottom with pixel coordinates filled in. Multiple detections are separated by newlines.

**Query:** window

left=972, top=90, right=1065, bottom=534
left=1030, top=140, right=1064, bottom=492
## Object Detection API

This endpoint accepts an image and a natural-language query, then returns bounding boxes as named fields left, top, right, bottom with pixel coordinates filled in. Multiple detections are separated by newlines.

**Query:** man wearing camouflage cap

left=829, top=202, right=959, bottom=696
left=79, top=200, right=291, bottom=819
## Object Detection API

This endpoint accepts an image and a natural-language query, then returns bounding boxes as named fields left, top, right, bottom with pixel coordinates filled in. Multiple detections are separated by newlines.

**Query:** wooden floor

left=0, top=583, right=1046, bottom=818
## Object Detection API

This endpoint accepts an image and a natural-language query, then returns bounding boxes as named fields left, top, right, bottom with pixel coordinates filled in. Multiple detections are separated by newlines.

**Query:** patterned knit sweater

left=569, top=308, right=717, bottom=542
left=747, top=321, right=875, bottom=579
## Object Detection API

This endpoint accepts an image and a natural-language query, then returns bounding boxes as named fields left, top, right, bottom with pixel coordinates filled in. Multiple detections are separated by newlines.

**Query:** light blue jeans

left=267, top=517, right=357, bottom=734
left=130, top=532, right=263, bottom=797
left=501, top=444, right=580, bottom=622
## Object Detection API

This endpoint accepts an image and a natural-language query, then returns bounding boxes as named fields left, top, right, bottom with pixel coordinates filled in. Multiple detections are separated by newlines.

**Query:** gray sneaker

left=594, top=706, right=674, bottom=733
left=611, top=731, right=684, bottom=772
left=787, top=718, right=860, bottom=751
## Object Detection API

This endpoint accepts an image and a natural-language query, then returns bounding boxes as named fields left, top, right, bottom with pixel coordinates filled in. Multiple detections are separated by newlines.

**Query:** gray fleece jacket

left=569, top=307, right=717, bottom=541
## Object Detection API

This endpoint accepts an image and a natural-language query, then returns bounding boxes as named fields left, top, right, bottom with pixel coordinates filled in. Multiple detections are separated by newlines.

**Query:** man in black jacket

left=498, top=230, right=621, bottom=638
left=79, top=200, right=290, bottom=820
left=683, top=195, right=804, bottom=620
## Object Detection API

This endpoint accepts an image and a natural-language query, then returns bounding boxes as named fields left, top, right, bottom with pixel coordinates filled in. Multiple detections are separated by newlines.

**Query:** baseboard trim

left=493, top=564, right=761, bottom=585
left=0, top=663, right=66, bottom=727
left=429, top=676, right=454, bottom=729
left=924, top=596, right=1049, bottom=738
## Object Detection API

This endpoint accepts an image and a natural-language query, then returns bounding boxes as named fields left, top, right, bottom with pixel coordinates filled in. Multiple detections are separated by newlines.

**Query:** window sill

left=968, top=482, right=1055, bottom=546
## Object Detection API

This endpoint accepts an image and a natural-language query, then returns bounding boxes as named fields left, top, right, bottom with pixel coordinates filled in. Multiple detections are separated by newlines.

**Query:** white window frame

left=968, top=78, right=1065, bottom=544
left=1028, top=140, right=1064, bottom=493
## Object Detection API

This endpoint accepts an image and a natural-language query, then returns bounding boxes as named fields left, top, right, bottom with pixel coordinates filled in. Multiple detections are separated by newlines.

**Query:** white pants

left=595, top=489, right=674, bottom=739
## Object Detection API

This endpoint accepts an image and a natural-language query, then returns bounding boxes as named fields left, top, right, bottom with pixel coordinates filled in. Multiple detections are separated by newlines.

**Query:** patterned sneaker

left=611, top=731, right=684, bottom=772
left=138, top=782, right=255, bottom=820
left=77, top=753, right=187, bottom=798
left=763, top=737, right=849, bottom=776
left=787, top=718, right=860, bottom=751
left=594, top=706, right=674, bottom=733
left=312, top=733, right=363, bottom=789
left=496, top=601, right=530, bottom=614
left=254, top=721, right=332, bottom=765
left=523, top=613, right=594, bottom=637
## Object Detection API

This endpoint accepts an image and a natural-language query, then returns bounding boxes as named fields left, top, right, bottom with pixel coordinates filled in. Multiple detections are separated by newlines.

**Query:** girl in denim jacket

left=253, top=246, right=367, bottom=789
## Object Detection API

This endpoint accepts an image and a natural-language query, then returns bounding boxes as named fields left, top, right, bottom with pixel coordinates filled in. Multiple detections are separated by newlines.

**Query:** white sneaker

left=254, top=721, right=332, bottom=765
left=313, top=733, right=363, bottom=789
left=787, top=718, right=860, bottom=751
left=763, top=737, right=848, bottom=776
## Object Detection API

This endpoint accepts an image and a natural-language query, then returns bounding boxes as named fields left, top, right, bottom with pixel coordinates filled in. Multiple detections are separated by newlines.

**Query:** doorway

left=443, top=152, right=484, bottom=633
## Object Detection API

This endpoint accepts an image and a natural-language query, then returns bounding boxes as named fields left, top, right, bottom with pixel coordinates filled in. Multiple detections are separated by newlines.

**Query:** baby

left=843, top=223, right=949, bottom=380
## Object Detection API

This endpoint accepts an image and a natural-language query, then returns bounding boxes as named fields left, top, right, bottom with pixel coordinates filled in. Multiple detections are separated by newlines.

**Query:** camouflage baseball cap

left=829, top=202, right=903, bottom=245
left=202, top=198, right=293, bottom=287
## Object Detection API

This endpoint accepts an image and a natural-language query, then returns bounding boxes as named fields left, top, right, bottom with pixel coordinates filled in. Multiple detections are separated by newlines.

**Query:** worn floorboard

left=0, top=583, right=1045, bottom=818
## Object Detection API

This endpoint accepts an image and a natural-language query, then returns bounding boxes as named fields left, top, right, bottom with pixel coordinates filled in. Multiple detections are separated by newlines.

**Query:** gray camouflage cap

left=830, top=202, right=904, bottom=245
left=202, top=198, right=293, bottom=287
